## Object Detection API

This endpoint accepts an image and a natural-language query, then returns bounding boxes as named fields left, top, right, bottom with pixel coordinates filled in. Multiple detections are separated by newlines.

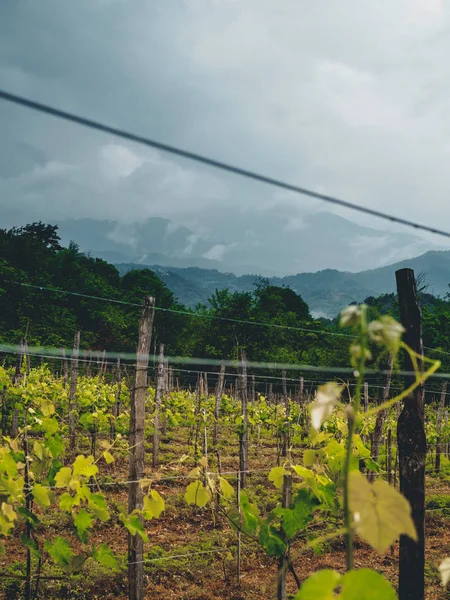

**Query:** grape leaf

left=73, top=509, right=94, bottom=542
left=184, top=481, right=211, bottom=508
left=21, top=534, right=41, bottom=558
left=54, top=466, right=72, bottom=488
left=88, top=492, right=110, bottom=521
left=72, top=455, right=98, bottom=479
left=103, top=451, right=114, bottom=465
left=268, top=466, right=285, bottom=490
left=258, top=519, right=287, bottom=557
left=303, top=449, right=317, bottom=467
left=44, top=537, right=73, bottom=566
left=273, top=489, right=315, bottom=538
left=33, top=483, right=51, bottom=509
left=219, top=476, right=235, bottom=501
left=93, top=543, right=120, bottom=571
left=120, top=513, right=148, bottom=542
left=340, top=569, right=397, bottom=599
left=60, top=493, right=74, bottom=513
left=143, top=490, right=165, bottom=520
left=349, top=472, right=417, bottom=553
left=294, top=568, right=341, bottom=599
left=439, top=557, right=450, bottom=587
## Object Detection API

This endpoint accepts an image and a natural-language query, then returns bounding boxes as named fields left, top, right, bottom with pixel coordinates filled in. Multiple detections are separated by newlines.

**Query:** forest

left=1, top=222, right=450, bottom=373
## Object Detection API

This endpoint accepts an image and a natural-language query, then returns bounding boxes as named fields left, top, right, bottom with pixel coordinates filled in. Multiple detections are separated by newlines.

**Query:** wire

left=6, top=280, right=351, bottom=338
left=1, top=89, right=450, bottom=240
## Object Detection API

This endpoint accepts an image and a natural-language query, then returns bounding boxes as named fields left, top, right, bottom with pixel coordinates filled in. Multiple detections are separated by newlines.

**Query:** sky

left=1, top=0, right=450, bottom=272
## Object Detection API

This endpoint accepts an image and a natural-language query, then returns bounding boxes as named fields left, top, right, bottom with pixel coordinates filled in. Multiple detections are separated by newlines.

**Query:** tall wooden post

left=239, top=351, right=248, bottom=489
left=281, top=370, right=289, bottom=457
left=153, top=344, right=165, bottom=468
left=370, top=353, right=394, bottom=481
left=396, top=268, right=425, bottom=600
left=110, top=358, right=122, bottom=442
left=435, top=382, right=447, bottom=473
left=68, top=332, right=80, bottom=451
left=213, top=364, right=225, bottom=448
left=128, top=297, right=155, bottom=600
left=364, top=381, right=369, bottom=413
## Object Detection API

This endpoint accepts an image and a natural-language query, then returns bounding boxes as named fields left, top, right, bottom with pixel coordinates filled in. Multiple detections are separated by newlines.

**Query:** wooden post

left=370, top=353, right=394, bottom=482
left=251, top=375, right=256, bottom=404
left=387, top=428, right=392, bottom=485
left=281, top=370, right=289, bottom=457
left=435, top=382, right=447, bottom=473
left=364, top=381, right=369, bottom=413
left=153, top=344, right=165, bottom=468
left=395, top=268, right=426, bottom=600
left=239, top=350, right=248, bottom=489
left=62, top=348, right=69, bottom=388
left=277, top=473, right=292, bottom=600
left=110, top=358, right=122, bottom=442
left=68, top=332, right=80, bottom=451
left=213, top=364, right=225, bottom=448
left=237, top=471, right=241, bottom=584
left=128, top=296, right=155, bottom=600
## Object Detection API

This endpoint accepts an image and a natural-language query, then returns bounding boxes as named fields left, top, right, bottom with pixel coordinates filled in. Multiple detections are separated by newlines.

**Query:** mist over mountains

left=47, top=214, right=450, bottom=318
left=56, top=212, right=440, bottom=277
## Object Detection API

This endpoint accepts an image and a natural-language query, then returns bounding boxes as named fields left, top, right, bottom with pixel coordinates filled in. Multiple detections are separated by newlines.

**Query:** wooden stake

left=435, top=382, right=447, bottom=473
left=213, top=364, right=225, bottom=448
left=395, top=268, right=425, bottom=600
left=239, top=350, right=248, bottom=489
left=128, top=296, right=155, bottom=600
left=281, top=370, right=289, bottom=457
left=387, top=428, right=392, bottom=485
left=364, top=381, right=369, bottom=413
left=153, top=344, right=165, bottom=468
left=68, top=332, right=80, bottom=451
left=370, top=353, right=393, bottom=482
left=277, top=473, right=292, bottom=600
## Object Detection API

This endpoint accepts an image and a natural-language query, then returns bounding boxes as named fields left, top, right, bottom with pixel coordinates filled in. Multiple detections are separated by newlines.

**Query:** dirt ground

left=1, top=432, right=450, bottom=599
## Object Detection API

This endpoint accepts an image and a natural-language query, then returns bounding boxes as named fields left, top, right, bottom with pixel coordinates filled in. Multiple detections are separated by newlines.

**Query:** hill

left=116, top=250, right=450, bottom=317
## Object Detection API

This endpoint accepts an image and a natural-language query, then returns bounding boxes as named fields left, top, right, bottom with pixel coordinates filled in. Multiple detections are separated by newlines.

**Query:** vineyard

left=0, top=276, right=450, bottom=600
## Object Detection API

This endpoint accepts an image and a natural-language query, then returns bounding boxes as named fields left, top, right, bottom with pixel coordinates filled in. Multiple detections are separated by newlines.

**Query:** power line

left=1, top=89, right=450, bottom=240
left=6, top=280, right=352, bottom=338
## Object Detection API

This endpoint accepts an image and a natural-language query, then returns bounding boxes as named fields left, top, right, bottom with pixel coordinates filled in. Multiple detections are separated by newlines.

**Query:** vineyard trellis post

left=68, top=331, right=80, bottom=451
left=213, top=363, right=225, bottom=448
left=281, top=370, right=289, bottom=458
left=128, top=296, right=155, bottom=600
left=370, top=352, right=393, bottom=482
left=277, top=473, right=292, bottom=600
left=153, top=343, right=165, bottom=468
left=110, top=358, right=122, bottom=442
left=435, top=381, right=447, bottom=473
left=396, top=268, right=426, bottom=600
left=239, top=350, right=248, bottom=489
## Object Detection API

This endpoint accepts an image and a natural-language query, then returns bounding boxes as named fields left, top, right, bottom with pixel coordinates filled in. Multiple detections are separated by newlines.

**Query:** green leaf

left=21, top=534, right=41, bottom=559
left=268, top=466, right=285, bottom=489
left=44, top=536, right=73, bottom=566
left=103, top=451, right=114, bottom=464
left=60, top=493, right=74, bottom=513
left=340, top=569, right=397, bottom=599
left=93, top=543, right=121, bottom=571
left=349, top=471, right=417, bottom=554
left=54, top=466, right=72, bottom=488
left=72, top=455, right=98, bottom=479
left=45, top=435, right=64, bottom=458
left=219, top=477, right=235, bottom=501
left=273, top=489, right=315, bottom=539
left=33, top=483, right=51, bottom=509
left=41, top=418, right=59, bottom=435
left=88, top=492, right=110, bottom=522
left=73, top=509, right=94, bottom=542
left=120, top=513, right=148, bottom=542
left=17, top=507, right=40, bottom=526
left=294, top=569, right=341, bottom=599
left=62, top=554, right=87, bottom=574
left=184, top=481, right=211, bottom=507
left=33, top=441, right=44, bottom=460
left=303, top=449, right=317, bottom=467
left=142, top=490, right=165, bottom=520
left=239, top=492, right=260, bottom=534
left=258, top=519, right=287, bottom=557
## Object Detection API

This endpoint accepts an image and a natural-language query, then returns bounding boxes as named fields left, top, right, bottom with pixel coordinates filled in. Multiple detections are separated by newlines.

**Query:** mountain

left=54, top=212, right=445, bottom=277
left=115, top=250, right=450, bottom=317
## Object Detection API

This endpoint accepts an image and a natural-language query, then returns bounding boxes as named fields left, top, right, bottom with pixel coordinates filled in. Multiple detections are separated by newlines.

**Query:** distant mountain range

left=55, top=213, right=445, bottom=276
left=115, top=250, right=450, bottom=318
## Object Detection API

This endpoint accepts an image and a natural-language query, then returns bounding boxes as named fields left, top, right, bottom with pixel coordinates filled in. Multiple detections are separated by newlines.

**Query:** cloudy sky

left=1, top=0, right=450, bottom=272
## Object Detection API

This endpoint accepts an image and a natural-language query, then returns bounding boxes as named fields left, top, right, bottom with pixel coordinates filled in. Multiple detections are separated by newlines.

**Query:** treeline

left=0, top=222, right=449, bottom=372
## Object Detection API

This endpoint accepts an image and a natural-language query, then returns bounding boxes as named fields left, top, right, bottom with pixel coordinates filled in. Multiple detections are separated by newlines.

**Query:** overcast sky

left=1, top=0, right=450, bottom=259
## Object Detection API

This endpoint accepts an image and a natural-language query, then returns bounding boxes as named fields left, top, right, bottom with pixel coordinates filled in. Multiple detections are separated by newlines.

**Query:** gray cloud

left=1, top=0, right=450, bottom=272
